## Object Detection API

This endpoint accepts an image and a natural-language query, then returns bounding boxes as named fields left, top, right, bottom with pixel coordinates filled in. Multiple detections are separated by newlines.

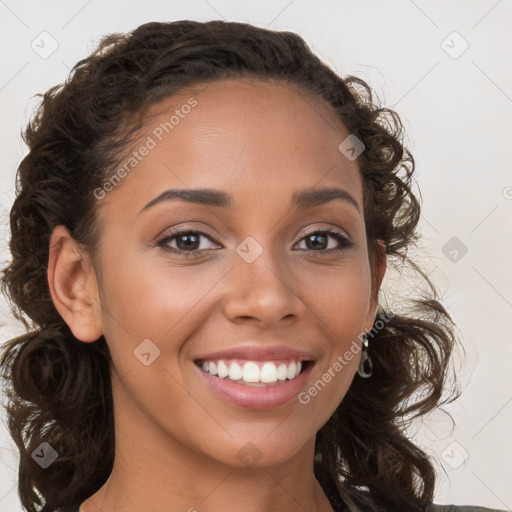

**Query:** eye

left=156, top=227, right=353, bottom=257
left=156, top=229, right=220, bottom=256
left=294, top=228, right=353, bottom=254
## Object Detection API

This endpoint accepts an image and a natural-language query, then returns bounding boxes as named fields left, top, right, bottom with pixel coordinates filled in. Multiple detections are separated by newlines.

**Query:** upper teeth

left=200, top=360, right=303, bottom=383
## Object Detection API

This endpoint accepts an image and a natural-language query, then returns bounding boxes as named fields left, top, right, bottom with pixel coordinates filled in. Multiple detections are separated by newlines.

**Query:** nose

left=223, top=249, right=306, bottom=328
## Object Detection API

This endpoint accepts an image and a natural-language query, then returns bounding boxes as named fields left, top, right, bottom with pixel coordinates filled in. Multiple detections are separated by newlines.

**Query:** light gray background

left=0, top=1, right=511, bottom=511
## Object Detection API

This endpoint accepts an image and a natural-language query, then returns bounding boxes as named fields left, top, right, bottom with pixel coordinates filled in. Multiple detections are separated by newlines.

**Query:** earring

left=357, top=334, right=373, bottom=378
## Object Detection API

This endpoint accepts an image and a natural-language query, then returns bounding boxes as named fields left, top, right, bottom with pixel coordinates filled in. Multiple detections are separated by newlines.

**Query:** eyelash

left=155, top=227, right=353, bottom=257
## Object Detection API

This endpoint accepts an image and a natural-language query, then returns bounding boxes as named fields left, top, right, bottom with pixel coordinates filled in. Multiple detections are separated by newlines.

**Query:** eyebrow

left=139, top=186, right=360, bottom=214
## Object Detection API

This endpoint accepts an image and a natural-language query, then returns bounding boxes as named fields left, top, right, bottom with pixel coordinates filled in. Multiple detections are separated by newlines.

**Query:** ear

left=47, top=225, right=103, bottom=342
left=364, top=239, right=387, bottom=330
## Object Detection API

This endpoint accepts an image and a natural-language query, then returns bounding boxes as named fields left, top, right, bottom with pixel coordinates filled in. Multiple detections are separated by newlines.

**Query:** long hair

left=0, top=20, right=458, bottom=512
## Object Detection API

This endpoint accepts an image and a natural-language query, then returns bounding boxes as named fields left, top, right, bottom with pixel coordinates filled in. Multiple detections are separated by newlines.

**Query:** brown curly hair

left=0, top=20, right=459, bottom=512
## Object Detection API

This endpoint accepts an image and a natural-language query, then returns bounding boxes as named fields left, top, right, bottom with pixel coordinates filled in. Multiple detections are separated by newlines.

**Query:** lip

left=195, top=360, right=315, bottom=410
left=193, top=344, right=316, bottom=363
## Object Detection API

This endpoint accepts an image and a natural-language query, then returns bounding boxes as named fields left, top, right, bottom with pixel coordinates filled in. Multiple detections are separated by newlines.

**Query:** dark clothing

left=429, top=507, right=507, bottom=512
left=55, top=503, right=507, bottom=512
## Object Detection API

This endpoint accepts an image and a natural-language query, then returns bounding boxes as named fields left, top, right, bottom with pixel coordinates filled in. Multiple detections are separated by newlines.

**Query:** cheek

left=297, top=262, right=372, bottom=412
left=96, top=247, right=234, bottom=398
left=95, top=251, right=215, bottom=431
left=98, top=247, right=223, bottom=341
left=309, top=259, right=373, bottom=334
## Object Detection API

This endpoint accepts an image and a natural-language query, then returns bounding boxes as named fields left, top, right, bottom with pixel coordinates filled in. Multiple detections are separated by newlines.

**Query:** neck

left=81, top=463, right=334, bottom=512
left=79, top=385, right=335, bottom=512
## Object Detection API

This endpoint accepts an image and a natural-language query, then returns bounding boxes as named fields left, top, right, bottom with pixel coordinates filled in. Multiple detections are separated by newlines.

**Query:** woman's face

left=85, top=79, right=385, bottom=468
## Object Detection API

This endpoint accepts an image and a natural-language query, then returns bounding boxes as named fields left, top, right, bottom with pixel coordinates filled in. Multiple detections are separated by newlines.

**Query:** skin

left=48, top=78, right=386, bottom=512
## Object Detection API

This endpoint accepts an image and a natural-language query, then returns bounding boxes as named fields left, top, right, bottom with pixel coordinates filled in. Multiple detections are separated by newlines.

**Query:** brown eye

left=295, top=229, right=353, bottom=254
left=175, top=233, right=201, bottom=251
left=156, top=230, right=220, bottom=256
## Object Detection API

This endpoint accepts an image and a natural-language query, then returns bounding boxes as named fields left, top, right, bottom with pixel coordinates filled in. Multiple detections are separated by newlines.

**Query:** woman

left=0, top=20, right=504, bottom=512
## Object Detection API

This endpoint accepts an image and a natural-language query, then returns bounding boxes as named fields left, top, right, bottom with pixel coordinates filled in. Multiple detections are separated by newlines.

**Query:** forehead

left=146, top=78, right=352, bottom=161
left=99, top=78, right=363, bottom=215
